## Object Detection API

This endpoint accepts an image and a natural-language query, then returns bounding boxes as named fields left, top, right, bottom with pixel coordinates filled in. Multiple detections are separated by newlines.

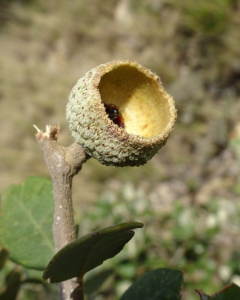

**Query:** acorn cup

left=66, top=60, right=177, bottom=167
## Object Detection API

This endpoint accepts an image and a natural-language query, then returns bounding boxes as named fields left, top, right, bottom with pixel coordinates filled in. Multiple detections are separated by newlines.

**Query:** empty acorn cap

left=66, top=60, right=177, bottom=167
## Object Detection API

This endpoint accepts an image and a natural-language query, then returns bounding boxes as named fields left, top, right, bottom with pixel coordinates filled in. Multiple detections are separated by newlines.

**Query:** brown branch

left=35, top=125, right=89, bottom=300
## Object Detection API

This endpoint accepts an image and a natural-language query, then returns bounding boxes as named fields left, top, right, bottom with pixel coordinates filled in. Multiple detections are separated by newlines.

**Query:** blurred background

left=1, top=0, right=240, bottom=299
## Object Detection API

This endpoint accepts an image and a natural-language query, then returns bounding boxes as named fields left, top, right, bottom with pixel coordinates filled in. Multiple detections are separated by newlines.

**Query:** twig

left=35, top=124, right=88, bottom=300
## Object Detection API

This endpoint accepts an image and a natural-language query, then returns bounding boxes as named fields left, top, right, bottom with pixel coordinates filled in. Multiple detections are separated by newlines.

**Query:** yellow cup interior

left=98, top=65, right=171, bottom=138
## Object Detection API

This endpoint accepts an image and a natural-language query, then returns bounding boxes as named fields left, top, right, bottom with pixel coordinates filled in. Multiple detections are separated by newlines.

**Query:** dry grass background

left=1, top=0, right=240, bottom=299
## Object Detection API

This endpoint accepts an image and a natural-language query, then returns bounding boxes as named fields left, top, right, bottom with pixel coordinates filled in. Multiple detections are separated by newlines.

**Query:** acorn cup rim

left=89, top=60, right=177, bottom=143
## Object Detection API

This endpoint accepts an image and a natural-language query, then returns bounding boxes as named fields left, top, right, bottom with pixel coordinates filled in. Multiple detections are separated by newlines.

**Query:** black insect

left=104, top=103, right=125, bottom=128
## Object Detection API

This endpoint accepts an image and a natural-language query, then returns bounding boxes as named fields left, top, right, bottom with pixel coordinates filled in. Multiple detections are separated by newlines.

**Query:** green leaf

left=0, top=248, right=9, bottom=270
left=42, top=222, right=143, bottom=283
left=196, top=283, right=240, bottom=300
left=119, top=268, right=183, bottom=300
left=0, top=177, right=55, bottom=270
left=0, top=269, right=22, bottom=300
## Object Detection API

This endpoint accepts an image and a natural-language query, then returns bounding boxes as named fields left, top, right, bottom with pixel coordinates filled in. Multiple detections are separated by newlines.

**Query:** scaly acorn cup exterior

left=66, top=60, right=177, bottom=167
